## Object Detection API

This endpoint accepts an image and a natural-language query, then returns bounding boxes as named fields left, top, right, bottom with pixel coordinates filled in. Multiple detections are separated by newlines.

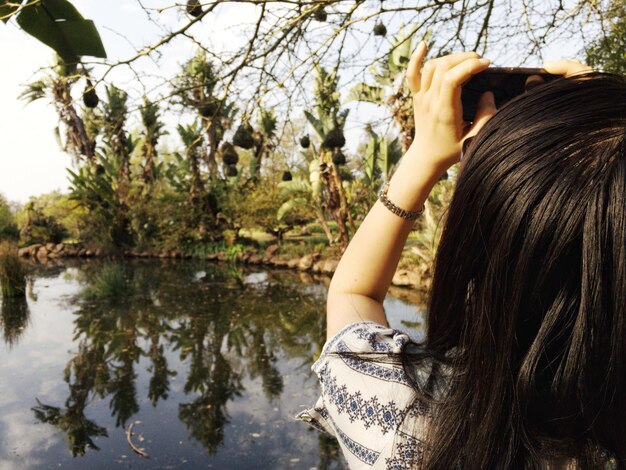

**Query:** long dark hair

left=411, top=72, right=626, bottom=469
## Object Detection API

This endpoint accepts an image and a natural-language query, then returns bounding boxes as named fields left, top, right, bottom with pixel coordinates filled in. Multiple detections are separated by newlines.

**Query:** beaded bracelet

left=378, top=181, right=424, bottom=220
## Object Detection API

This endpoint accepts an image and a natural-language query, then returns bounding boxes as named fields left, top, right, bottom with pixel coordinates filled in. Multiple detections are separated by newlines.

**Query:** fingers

left=405, top=41, right=427, bottom=93
left=543, top=58, right=593, bottom=77
left=467, top=91, right=496, bottom=137
left=430, top=51, right=481, bottom=92
left=439, top=57, right=490, bottom=108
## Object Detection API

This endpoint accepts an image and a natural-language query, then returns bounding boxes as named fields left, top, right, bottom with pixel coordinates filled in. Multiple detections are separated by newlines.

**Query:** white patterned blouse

left=295, top=321, right=435, bottom=469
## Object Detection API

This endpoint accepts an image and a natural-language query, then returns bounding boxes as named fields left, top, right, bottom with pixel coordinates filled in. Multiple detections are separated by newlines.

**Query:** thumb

left=467, top=91, right=496, bottom=137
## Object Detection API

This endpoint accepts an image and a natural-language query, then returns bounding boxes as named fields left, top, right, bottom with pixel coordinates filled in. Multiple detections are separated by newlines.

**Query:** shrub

left=19, top=201, right=68, bottom=245
left=82, top=264, right=134, bottom=302
left=0, top=242, right=27, bottom=298
left=0, top=195, right=18, bottom=242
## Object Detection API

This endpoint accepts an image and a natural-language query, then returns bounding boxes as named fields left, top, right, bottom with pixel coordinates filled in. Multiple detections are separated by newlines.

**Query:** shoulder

left=297, top=321, right=431, bottom=468
left=319, top=320, right=413, bottom=359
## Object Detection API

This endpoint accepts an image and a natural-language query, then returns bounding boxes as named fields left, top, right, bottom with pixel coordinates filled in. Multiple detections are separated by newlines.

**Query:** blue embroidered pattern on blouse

left=353, top=326, right=396, bottom=351
left=320, top=407, right=381, bottom=465
left=322, top=373, right=407, bottom=434
left=385, top=431, right=425, bottom=469
left=335, top=340, right=409, bottom=384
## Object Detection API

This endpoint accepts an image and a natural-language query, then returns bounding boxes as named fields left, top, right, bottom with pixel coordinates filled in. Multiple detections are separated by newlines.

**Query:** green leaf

left=15, top=0, right=106, bottom=61
left=57, top=20, right=106, bottom=58
left=388, top=26, right=414, bottom=78
left=345, top=83, right=385, bottom=104
left=41, top=0, right=83, bottom=20
left=303, top=110, right=324, bottom=139
left=277, top=197, right=307, bottom=221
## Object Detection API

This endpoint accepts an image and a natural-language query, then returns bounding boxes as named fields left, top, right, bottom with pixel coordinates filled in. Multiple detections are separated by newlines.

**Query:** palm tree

left=302, top=64, right=355, bottom=248
left=139, top=98, right=167, bottom=185
left=174, top=51, right=237, bottom=179
left=20, top=57, right=96, bottom=163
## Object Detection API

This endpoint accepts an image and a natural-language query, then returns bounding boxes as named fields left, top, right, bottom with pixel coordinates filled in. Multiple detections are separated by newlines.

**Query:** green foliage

left=586, top=0, right=626, bottom=74
left=82, top=264, right=134, bottom=302
left=362, top=126, right=403, bottom=185
left=0, top=195, right=18, bottom=242
left=0, top=242, right=27, bottom=298
left=305, top=65, right=350, bottom=141
left=18, top=191, right=83, bottom=242
left=19, top=201, right=68, bottom=245
left=9, top=0, right=106, bottom=63
left=174, top=51, right=220, bottom=114
left=223, top=177, right=312, bottom=241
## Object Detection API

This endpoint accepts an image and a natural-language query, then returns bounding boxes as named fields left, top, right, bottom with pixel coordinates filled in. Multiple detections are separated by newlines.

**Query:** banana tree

left=68, top=147, right=136, bottom=248
left=174, top=51, right=237, bottom=179
left=347, top=28, right=429, bottom=152
left=301, top=65, right=355, bottom=249
left=139, top=98, right=167, bottom=186
left=277, top=159, right=334, bottom=245
left=177, top=122, right=206, bottom=214
left=362, top=124, right=403, bottom=186
left=20, top=57, right=96, bottom=164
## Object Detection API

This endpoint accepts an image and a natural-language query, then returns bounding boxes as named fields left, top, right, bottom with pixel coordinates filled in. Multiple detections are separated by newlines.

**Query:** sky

left=0, top=1, right=584, bottom=204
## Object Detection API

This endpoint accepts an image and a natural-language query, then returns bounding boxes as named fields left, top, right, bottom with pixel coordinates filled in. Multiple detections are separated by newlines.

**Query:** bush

left=19, top=201, right=68, bottom=245
left=0, top=195, right=18, bottom=242
left=82, top=264, right=134, bottom=302
left=0, top=242, right=27, bottom=298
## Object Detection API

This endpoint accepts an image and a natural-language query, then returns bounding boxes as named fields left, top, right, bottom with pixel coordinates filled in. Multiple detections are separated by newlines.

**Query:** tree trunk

left=53, top=80, right=95, bottom=163
left=204, top=119, right=219, bottom=179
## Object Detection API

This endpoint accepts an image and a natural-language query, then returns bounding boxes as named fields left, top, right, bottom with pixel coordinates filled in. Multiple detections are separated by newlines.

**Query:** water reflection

left=0, top=296, right=30, bottom=348
left=23, top=262, right=339, bottom=468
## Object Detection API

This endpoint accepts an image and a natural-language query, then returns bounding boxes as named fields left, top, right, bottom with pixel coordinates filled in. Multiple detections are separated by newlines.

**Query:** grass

left=0, top=241, right=27, bottom=298
left=82, top=264, right=134, bottom=301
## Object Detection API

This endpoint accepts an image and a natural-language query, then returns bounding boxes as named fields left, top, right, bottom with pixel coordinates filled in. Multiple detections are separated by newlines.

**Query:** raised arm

left=325, top=43, right=496, bottom=340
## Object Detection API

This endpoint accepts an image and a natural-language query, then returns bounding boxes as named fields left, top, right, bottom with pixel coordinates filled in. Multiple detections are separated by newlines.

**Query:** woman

left=297, top=41, right=626, bottom=469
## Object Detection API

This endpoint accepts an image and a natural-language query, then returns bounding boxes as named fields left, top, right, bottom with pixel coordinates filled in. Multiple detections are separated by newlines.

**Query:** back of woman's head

left=422, top=72, right=626, bottom=469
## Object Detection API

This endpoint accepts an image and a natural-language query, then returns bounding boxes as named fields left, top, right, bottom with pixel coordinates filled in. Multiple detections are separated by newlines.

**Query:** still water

left=0, top=259, right=425, bottom=469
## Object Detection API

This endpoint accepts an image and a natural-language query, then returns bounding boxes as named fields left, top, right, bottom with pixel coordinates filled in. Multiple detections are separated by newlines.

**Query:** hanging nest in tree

left=313, top=7, right=327, bottom=21
left=220, top=142, right=239, bottom=165
left=322, top=128, right=345, bottom=149
left=82, top=80, right=99, bottom=108
left=299, top=135, right=310, bottom=149
left=373, top=22, right=387, bottom=36
left=233, top=122, right=255, bottom=149
left=225, top=164, right=238, bottom=177
left=332, top=149, right=346, bottom=166
left=186, top=0, right=202, bottom=17
left=282, top=170, right=292, bottom=181
left=198, top=99, right=219, bottom=117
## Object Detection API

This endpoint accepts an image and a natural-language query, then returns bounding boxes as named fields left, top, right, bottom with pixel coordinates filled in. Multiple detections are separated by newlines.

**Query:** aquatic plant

left=0, top=242, right=27, bottom=298
left=82, top=264, right=134, bottom=301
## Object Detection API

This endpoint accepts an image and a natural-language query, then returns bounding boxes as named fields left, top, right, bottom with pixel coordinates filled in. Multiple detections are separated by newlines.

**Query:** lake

left=0, top=259, right=426, bottom=469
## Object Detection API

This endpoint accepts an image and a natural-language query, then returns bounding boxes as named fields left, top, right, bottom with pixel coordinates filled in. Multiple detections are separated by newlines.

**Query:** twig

left=126, top=420, right=150, bottom=459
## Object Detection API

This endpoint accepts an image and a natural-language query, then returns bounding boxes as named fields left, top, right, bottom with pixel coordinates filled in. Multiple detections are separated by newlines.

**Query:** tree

left=586, top=0, right=626, bottom=74
left=0, top=195, right=18, bottom=242
left=174, top=52, right=237, bottom=179
left=20, top=58, right=97, bottom=164
left=347, top=27, right=420, bottom=152
left=139, top=99, right=167, bottom=186
left=302, top=65, right=355, bottom=249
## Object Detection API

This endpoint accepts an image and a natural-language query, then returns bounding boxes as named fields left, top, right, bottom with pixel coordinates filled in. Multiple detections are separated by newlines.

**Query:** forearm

left=328, top=148, right=444, bottom=303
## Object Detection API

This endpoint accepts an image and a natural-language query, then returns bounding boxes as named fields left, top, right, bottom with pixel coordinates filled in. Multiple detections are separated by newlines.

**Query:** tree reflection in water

left=0, top=295, right=30, bottom=348
left=28, top=260, right=341, bottom=466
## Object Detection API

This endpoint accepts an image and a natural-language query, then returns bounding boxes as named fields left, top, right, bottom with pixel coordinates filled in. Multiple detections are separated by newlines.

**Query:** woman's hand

left=405, top=42, right=496, bottom=176
left=543, top=58, right=593, bottom=77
